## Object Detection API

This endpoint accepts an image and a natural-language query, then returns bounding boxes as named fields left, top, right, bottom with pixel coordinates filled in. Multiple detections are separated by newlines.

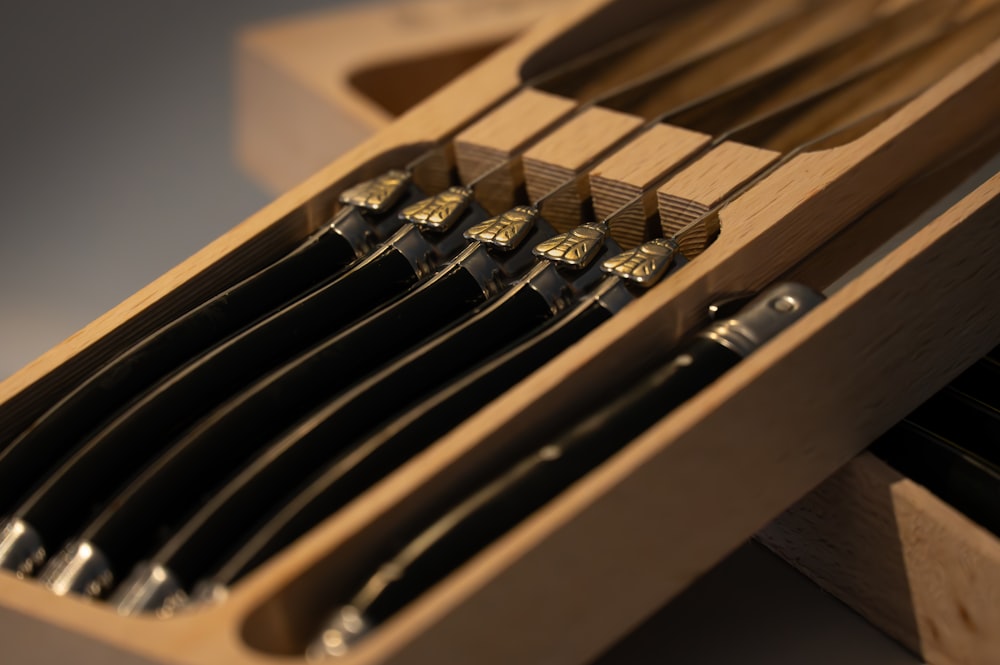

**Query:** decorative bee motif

left=601, top=238, right=678, bottom=286
left=400, top=187, right=472, bottom=231
left=533, top=223, right=606, bottom=268
left=464, top=206, right=538, bottom=250
left=338, top=169, right=411, bottom=213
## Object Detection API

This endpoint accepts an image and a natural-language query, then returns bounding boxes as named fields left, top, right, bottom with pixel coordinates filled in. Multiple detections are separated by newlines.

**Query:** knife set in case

left=0, top=0, right=998, bottom=663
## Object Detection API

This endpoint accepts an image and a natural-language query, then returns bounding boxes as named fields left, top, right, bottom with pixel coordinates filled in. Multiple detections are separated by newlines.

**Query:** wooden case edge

left=0, top=1, right=997, bottom=663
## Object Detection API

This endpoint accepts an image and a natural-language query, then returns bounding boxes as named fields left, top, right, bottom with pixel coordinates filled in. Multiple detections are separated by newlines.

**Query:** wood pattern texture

left=588, top=124, right=710, bottom=246
left=522, top=107, right=644, bottom=230
left=759, top=453, right=1000, bottom=665
left=0, top=1, right=998, bottom=664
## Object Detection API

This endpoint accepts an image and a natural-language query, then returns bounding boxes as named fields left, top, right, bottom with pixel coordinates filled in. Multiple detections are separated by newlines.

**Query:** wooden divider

left=0, top=1, right=998, bottom=664
left=522, top=107, right=643, bottom=230
left=589, top=124, right=709, bottom=246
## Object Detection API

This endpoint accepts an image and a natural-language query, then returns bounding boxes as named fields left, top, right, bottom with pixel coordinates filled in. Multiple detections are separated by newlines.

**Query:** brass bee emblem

left=601, top=238, right=678, bottom=286
left=533, top=223, right=606, bottom=268
left=464, top=206, right=538, bottom=250
left=400, top=187, right=472, bottom=231
left=338, top=169, right=411, bottom=213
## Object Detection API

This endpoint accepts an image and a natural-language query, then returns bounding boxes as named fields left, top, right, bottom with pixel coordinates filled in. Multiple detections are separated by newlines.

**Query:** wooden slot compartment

left=455, top=0, right=828, bottom=215
left=0, top=1, right=999, bottom=664
left=550, top=0, right=988, bottom=248
left=520, top=106, right=645, bottom=231
left=235, top=164, right=1000, bottom=665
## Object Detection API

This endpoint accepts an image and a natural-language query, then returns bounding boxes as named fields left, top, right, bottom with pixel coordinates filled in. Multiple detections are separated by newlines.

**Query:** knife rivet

left=771, top=295, right=800, bottom=313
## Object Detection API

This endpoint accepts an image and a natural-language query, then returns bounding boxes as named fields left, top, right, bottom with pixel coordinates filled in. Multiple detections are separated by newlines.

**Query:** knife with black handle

left=32, top=205, right=558, bottom=596
left=109, top=229, right=664, bottom=612
left=303, top=282, right=823, bottom=658
left=0, top=172, right=420, bottom=519
left=0, top=184, right=487, bottom=577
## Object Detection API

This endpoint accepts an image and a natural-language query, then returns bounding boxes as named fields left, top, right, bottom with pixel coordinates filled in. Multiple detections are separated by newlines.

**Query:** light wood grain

left=0, top=1, right=998, bottom=664
left=522, top=106, right=644, bottom=230
left=453, top=88, right=577, bottom=212
left=656, top=141, right=779, bottom=253
left=238, top=40, right=1000, bottom=665
left=759, top=453, right=1000, bottom=665
left=782, top=127, right=1000, bottom=288
left=589, top=124, right=710, bottom=247
left=244, top=166, right=1000, bottom=665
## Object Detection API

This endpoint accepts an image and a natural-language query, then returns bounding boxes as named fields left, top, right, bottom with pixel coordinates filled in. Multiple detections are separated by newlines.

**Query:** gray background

left=0, top=0, right=338, bottom=379
left=0, top=1, right=923, bottom=663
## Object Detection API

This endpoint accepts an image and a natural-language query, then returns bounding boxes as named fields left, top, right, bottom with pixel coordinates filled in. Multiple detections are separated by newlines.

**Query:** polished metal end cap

left=189, top=577, right=229, bottom=607
left=306, top=605, right=370, bottom=661
left=700, top=282, right=825, bottom=357
left=37, top=540, right=113, bottom=598
left=0, top=518, right=46, bottom=576
left=110, top=562, right=189, bottom=617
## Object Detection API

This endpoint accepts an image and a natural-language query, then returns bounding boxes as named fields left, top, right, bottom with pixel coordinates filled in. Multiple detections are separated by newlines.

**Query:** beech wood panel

left=455, top=0, right=878, bottom=219
left=453, top=88, right=577, bottom=212
left=781, top=126, right=1000, bottom=289
left=656, top=141, right=780, bottom=253
left=522, top=106, right=644, bottom=230
left=758, top=453, right=1000, bottom=665
left=237, top=40, right=1000, bottom=665
left=0, top=1, right=998, bottom=664
left=588, top=124, right=710, bottom=247
left=240, top=166, right=1000, bottom=665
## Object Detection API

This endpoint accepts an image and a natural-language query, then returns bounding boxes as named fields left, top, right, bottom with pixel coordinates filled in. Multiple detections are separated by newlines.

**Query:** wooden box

left=1, top=1, right=998, bottom=664
left=235, top=7, right=1000, bottom=662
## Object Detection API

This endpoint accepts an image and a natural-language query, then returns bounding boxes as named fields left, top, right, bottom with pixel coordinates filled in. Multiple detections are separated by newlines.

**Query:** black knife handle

left=307, top=283, right=823, bottom=651
left=205, top=298, right=618, bottom=587
left=85, top=263, right=489, bottom=571
left=348, top=336, right=744, bottom=627
left=188, top=297, right=615, bottom=590
left=905, top=387, right=1000, bottom=468
left=872, top=421, right=1000, bottom=536
left=0, top=224, right=359, bottom=513
left=112, top=290, right=620, bottom=608
left=14, top=246, right=421, bottom=548
left=148, top=283, right=555, bottom=584
left=160, top=259, right=623, bottom=589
